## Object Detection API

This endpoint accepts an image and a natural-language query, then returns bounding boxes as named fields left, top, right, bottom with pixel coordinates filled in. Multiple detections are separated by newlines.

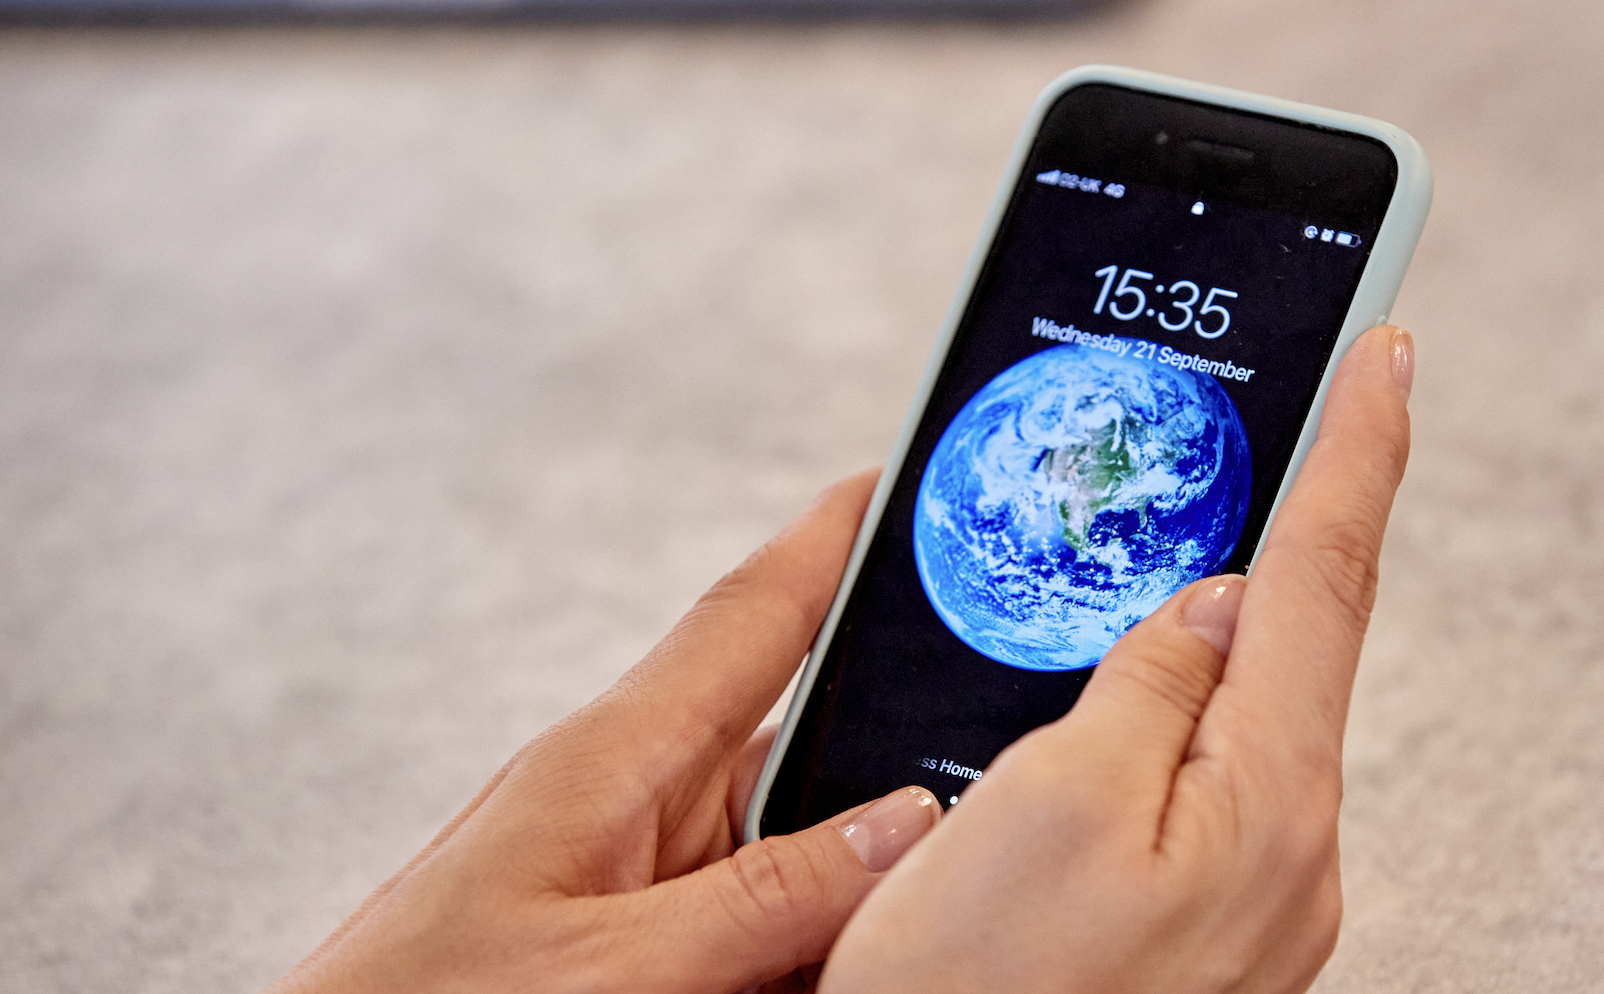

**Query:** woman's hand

left=269, top=468, right=940, bottom=994
left=821, top=325, right=1414, bottom=994
left=273, top=323, right=1412, bottom=994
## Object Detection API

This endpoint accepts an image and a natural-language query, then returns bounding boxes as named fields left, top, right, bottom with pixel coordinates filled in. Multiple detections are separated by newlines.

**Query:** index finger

left=1197, top=325, right=1413, bottom=779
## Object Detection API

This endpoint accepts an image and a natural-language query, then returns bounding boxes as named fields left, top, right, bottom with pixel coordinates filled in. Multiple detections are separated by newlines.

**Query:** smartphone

left=746, top=66, right=1432, bottom=842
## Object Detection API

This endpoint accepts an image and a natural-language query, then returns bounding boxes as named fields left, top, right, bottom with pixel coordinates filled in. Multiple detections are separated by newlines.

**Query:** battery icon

left=1335, top=231, right=1362, bottom=247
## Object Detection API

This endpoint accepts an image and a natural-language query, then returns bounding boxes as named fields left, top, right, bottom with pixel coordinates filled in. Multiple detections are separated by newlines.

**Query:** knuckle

left=1283, top=801, right=1340, bottom=870
left=720, top=837, right=828, bottom=928
left=1302, top=512, right=1385, bottom=630
left=1375, top=418, right=1411, bottom=481
left=1205, top=744, right=1342, bottom=877
left=720, top=539, right=780, bottom=594
left=1313, top=857, right=1345, bottom=946
left=1260, top=773, right=1342, bottom=880
left=1278, top=852, right=1345, bottom=987
left=684, top=540, right=815, bottom=648
left=1105, top=638, right=1222, bottom=722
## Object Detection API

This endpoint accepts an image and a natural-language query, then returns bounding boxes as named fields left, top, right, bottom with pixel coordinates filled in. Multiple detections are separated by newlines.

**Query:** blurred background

left=4, top=0, right=1604, bottom=990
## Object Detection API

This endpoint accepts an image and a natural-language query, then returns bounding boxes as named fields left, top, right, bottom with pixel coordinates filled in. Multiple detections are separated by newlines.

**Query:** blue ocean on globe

left=913, top=340, right=1252, bottom=671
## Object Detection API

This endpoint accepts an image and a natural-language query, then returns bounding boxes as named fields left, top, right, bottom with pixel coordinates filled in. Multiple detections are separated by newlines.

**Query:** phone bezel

left=744, top=65, right=1433, bottom=844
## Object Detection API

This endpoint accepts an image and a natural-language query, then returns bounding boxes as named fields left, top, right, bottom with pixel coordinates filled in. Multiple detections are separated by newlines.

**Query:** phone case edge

left=742, top=66, right=1434, bottom=844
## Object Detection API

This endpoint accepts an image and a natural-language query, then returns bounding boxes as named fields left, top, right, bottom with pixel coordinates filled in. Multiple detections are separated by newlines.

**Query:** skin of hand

left=819, top=324, right=1415, bottom=994
left=267, top=467, right=941, bottom=994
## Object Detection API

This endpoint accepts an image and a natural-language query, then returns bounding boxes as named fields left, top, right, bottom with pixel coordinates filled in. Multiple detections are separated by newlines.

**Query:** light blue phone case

left=744, top=65, right=1433, bottom=845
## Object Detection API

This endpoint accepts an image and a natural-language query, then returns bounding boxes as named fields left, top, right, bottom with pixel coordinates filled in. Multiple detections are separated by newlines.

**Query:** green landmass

left=1039, top=417, right=1147, bottom=552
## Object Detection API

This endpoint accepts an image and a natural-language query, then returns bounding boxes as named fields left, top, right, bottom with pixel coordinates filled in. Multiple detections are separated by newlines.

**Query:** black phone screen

left=758, top=83, right=1399, bottom=836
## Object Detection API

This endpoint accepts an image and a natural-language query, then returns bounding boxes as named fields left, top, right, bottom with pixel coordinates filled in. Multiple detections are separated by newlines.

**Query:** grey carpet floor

left=4, top=1, right=1604, bottom=989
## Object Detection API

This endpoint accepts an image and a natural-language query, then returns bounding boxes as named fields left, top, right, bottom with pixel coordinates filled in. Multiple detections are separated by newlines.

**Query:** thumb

left=621, top=786, right=941, bottom=994
left=1009, top=575, right=1246, bottom=832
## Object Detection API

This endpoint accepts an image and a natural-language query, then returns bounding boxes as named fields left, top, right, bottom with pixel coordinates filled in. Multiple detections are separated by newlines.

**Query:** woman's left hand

left=268, top=468, right=939, bottom=994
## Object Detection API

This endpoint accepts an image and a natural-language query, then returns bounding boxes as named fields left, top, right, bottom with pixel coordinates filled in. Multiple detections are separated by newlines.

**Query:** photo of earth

left=913, top=340, right=1252, bottom=671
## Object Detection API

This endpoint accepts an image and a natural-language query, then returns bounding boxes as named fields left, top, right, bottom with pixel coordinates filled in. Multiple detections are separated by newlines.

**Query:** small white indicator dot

left=1146, top=309, right=1154, bottom=316
left=949, top=796, right=959, bottom=806
left=1155, top=285, right=1164, bottom=293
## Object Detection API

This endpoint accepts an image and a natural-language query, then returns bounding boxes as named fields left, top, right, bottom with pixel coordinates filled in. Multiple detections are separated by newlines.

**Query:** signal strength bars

left=1037, top=169, right=1126, bottom=198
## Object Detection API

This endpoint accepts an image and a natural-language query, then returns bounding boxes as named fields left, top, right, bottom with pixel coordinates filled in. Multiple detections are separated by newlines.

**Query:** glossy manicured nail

left=1182, top=575, right=1247, bottom=656
left=839, top=786, right=941, bottom=872
left=1391, top=327, right=1414, bottom=400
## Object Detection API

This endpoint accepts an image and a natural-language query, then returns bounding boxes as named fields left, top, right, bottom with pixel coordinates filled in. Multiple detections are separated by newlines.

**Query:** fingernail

left=1181, top=575, right=1247, bottom=656
left=838, top=786, right=940, bottom=872
left=1390, top=327, right=1414, bottom=400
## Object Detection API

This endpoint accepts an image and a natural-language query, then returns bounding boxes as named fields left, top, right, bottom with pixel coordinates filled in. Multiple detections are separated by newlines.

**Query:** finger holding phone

left=821, top=321, right=1415, bottom=994
left=749, top=66, right=1432, bottom=842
